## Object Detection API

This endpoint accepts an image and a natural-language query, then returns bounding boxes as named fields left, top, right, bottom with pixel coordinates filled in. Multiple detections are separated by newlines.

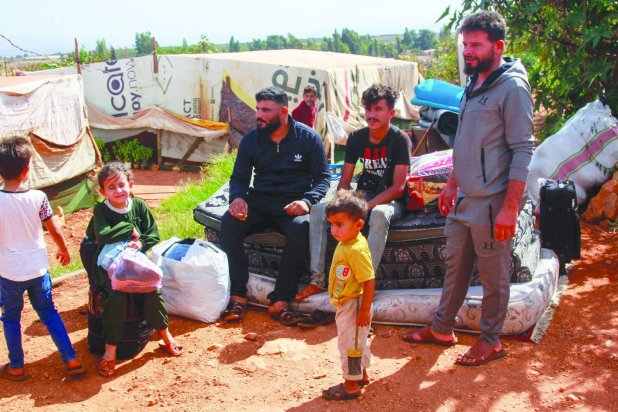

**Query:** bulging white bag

left=151, top=237, right=230, bottom=323
left=527, top=100, right=618, bottom=206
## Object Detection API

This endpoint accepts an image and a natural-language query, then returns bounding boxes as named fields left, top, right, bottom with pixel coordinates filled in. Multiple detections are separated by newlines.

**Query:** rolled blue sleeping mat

left=412, top=79, right=465, bottom=113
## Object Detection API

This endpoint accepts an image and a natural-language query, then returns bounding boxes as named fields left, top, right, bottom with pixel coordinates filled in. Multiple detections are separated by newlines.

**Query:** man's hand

left=229, top=198, right=249, bottom=221
left=494, top=179, right=527, bottom=242
left=283, top=200, right=310, bottom=216
left=494, top=204, right=519, bottom=241
left=438, top=185, right=458, bottom=216
left=438, top=172, right=458, bottom=217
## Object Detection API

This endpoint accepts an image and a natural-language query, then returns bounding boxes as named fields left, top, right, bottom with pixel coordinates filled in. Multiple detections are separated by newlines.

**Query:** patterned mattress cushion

left=196, top=180, right=539, bottom=290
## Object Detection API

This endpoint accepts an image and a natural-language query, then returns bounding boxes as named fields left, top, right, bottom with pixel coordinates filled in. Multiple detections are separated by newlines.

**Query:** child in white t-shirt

left=0, top=136, right=84, bottom=382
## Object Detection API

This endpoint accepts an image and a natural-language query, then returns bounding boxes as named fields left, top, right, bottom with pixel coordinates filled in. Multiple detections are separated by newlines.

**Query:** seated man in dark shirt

left=220, top=86, right=330, bottom=323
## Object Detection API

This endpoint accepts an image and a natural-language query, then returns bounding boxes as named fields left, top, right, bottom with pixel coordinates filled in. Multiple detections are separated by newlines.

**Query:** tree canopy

left=441, top=0, right=618, bottom=134
left=134, top=31, right=158, bottom=56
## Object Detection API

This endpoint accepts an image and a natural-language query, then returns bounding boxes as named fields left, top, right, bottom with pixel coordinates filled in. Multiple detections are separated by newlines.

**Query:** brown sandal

left=402, top=326, right=458, bottom=347
left=98, top=358, right=115, bottom=377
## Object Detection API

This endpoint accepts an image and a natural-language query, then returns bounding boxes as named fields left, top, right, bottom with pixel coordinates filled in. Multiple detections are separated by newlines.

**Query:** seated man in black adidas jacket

left=220, top=86, right=330, bottom=323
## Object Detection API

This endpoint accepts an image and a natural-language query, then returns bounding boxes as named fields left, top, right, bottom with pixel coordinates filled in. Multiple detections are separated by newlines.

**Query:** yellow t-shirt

left=328, top=233, right=375, bottom=307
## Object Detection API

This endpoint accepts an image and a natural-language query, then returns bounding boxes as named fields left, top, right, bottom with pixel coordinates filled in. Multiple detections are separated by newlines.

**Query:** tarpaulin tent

left=29, top=50, right=420, bottom=161
left=0, top=74, right=100, bottom=213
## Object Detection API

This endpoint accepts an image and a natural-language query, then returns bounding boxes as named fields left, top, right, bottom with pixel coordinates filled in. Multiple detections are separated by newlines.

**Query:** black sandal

left=221, top=299, right=246, bottom=322
left=297, top=310, right=335, bottom=328
left=271, top=307, right=309, bottom=326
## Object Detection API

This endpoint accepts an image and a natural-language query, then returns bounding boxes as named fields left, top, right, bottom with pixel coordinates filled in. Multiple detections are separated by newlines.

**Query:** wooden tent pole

left=152, top=37, right=158, bottom=74
left=74, top=38, right=81, bottom=75
left=411, top=119, right=437, bottom=157
left=156, top=129, right=162, bottom=166
left=322, top=82, right=334, bottom=163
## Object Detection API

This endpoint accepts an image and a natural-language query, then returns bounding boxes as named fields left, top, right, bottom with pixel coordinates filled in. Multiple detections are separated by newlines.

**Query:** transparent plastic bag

left=108, top=248, right=163, bottom=293
left=97, top=241, right=127, bottom=270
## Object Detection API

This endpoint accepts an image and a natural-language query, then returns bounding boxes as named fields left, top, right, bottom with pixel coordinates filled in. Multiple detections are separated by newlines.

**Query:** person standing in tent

left=220, top=86, right=330, bottom=323
left=402, top=10, right=534, bottom=366
left=291, top=84, right=318, bottom=128
left=295, top=84, right=411, bottom=306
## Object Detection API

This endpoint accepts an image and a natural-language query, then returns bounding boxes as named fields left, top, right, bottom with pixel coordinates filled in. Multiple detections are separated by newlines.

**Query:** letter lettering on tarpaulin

left=183, top=99, right=192, bottom=116
left=192, top=98, right=201, bottom=119
left=131, top=92, right=142, bottom=111
left=272, top=69, right=301, bottom=102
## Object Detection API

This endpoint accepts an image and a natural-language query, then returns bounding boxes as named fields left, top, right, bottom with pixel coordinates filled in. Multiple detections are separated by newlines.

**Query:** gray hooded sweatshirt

left=453, top=58, right=534, bottom=198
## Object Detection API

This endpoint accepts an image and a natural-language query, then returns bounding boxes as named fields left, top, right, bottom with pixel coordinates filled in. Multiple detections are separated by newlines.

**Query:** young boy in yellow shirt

left=322, top=190, right=375, bottom=401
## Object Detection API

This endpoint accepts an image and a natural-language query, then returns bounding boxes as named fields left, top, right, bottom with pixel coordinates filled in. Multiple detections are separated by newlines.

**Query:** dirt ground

left=1, top=213, right=616, bottom=411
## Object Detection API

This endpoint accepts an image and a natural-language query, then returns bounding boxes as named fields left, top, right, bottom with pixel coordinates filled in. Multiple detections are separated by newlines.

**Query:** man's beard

left=463, top=51, right=495, bottom=75
left=257, top=117, right=281, bottom=136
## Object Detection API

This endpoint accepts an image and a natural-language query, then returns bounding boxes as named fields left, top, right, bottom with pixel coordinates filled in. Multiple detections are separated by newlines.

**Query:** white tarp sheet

left=0, top=75, right=98, bottom=189
left=29, top=50, right=420, bottom=151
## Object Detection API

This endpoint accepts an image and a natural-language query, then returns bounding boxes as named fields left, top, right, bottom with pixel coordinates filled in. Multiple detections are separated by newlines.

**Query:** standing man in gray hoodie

left=402, top=10, right=534, bottom=365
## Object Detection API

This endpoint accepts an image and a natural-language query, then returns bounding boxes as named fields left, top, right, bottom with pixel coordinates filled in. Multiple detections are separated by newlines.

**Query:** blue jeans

left=0, top=273, right=76, bottom=369
left=309, top=198, right=403, bottom=288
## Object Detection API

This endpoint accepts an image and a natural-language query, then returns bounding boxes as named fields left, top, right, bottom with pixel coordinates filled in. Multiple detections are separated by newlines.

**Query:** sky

left=0, top=0, right=462, bottom=57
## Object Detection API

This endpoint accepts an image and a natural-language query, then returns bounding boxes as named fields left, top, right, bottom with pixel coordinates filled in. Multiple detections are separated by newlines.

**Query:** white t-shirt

left=0, top=189, right=53, bottom=281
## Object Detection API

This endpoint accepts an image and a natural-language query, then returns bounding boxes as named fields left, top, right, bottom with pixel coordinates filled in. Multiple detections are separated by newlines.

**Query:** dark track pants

left=220, top=193, right=309, bottom=303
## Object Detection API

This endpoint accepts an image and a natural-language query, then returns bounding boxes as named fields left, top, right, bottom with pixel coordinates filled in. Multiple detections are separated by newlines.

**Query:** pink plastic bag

left=108, top=248, right=163, bottom=293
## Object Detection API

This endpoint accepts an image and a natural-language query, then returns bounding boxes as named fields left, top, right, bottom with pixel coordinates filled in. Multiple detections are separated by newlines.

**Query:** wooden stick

left=74, top=38, right=81, bottom=75
left=178, top=137, right=204, bottom=166
left=152, top=37, right=158, bottom=74
left=156, top=129, right=162, bottom=166
left=411, top=119, right=437, bottom=157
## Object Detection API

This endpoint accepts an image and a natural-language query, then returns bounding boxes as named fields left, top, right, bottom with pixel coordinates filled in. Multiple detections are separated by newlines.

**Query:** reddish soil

left=2, top=216, right=616, bottom=411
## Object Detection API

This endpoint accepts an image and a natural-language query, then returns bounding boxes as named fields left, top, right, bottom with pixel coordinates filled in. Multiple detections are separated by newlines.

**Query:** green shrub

left=112, top=139, right=153, bottom=165
left=94, top=136, right=112, bottom=162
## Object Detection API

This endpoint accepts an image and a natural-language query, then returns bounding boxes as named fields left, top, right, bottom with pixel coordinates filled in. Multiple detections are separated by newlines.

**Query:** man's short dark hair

left=460, top=10, right=507, bottom=42
left=303, top=84, right=317, bottom=95
left=325, top=190, right=368, bottom=221
left=0, top=136, right=33, bottom=180
left=255, top=86, right=289, bottom=107
left=361, top=84, right=398, bottom=110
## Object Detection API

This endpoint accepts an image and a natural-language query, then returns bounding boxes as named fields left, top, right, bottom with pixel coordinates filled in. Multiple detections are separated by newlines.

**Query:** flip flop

left=271, top=307, right=309, bottom=326
left=0, top=363, right=28, bottom=382
left=322, top=383, right=361, bottom=401
left=98, top=358, right=115, bottom=377
left=402, top=326, right=458, bottom=347
left=455, top=341, right=507, bottom=366
left=158, top=340, right=184, bottom=357
left=66, top=361, right=86, bottom=376
left=297, top=310, right=335, bottom=328
left=221, top=299, right=247, bottom=322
